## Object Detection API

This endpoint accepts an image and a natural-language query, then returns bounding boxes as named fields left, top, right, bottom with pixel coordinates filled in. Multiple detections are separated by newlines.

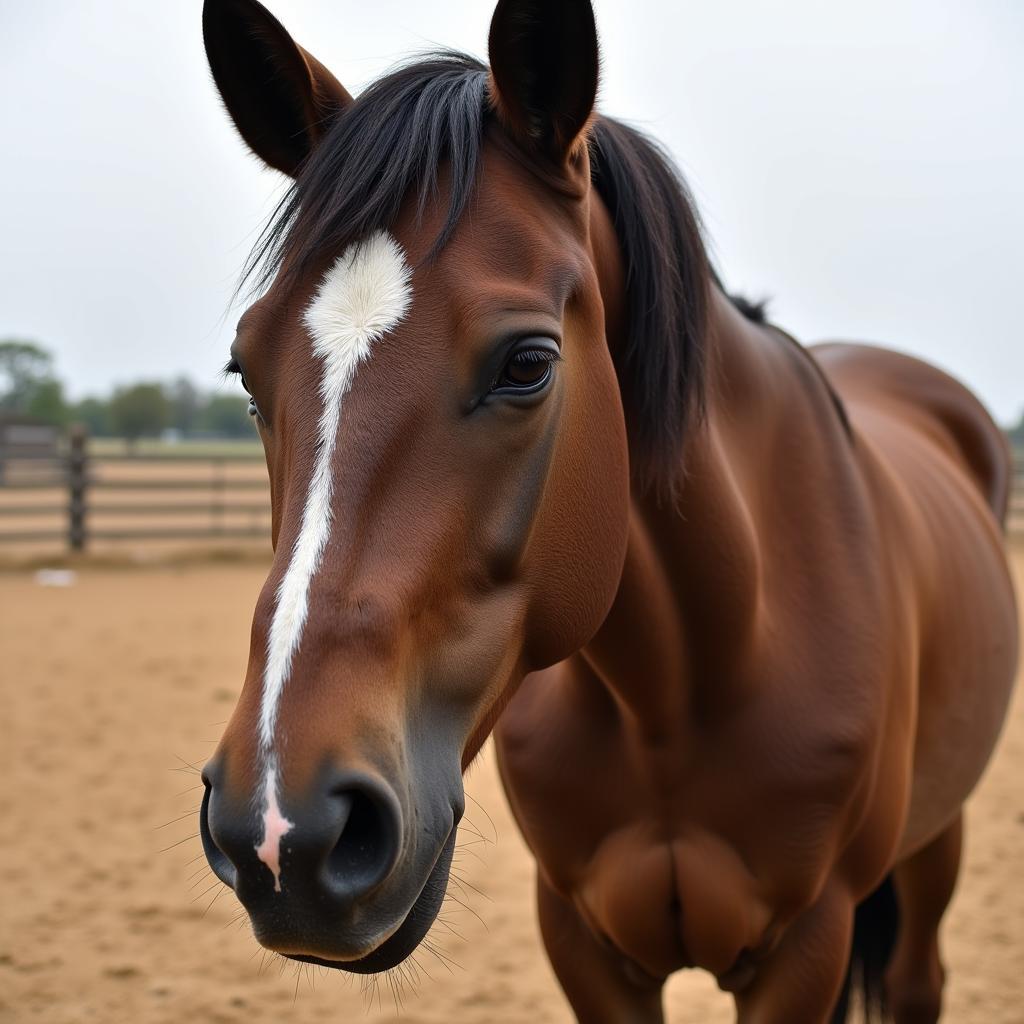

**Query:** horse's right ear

left=203, top=0, right=353, bottom=177
left=488, top=0, right=599, bottom=165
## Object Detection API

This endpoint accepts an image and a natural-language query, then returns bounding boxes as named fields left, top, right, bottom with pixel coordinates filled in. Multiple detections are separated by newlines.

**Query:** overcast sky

left=1, top=1, right=1021, bottom=423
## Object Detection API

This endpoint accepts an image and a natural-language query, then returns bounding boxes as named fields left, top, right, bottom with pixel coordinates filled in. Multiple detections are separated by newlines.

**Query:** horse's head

left=199, top=0, right=635, bottom=972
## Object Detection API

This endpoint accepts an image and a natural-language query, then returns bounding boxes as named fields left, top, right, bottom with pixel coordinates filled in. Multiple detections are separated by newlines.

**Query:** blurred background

left=1, top=2, right=1021, bottom=1023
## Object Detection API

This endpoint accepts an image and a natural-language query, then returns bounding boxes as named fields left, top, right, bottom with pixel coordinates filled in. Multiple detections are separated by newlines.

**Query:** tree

left=25, top=378, right=68, bottom=426
left=168, top=376, right=202, bottom=435
left=0, top=339, right=59, bottom=413
left=197, top=393, right=254, bottom=438
left=73, top=396, right=112, bottom=436
left=109, top=382, right=170, bottom=445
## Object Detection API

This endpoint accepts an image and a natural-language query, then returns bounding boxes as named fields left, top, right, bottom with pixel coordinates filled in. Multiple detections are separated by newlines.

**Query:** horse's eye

left=225, top=362, right=261, bottom=421
left=491, top=340, right=560, bottom=395
left=237, top=375, right=261, bottom=419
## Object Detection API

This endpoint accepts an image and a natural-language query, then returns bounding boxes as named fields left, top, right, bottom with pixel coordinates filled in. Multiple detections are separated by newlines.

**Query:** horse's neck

left=582, top=286, right=838, bottom=728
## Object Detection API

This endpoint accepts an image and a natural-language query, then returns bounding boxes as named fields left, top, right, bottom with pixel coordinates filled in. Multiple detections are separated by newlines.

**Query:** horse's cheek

left=523, top=327, right=630, bottom=668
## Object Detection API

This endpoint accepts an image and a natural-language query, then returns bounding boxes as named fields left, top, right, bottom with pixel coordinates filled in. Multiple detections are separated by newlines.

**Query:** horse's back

left=812, top=341, right=1012, bottom=527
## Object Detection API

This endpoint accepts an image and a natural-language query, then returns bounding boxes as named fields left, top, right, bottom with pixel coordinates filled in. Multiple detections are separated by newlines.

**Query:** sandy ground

left=1, top=550, right=1022, bottom=1024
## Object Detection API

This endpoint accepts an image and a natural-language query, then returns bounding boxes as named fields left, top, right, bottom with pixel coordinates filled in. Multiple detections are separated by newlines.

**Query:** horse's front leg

left=734, top=881, right=854, bottom=1024
left=536, top=873, right=665, bottom=1024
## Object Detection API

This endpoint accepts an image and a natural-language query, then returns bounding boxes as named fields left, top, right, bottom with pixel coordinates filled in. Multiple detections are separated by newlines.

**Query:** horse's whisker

left=441, top=891, right=488, bottom=931
left=448, top=872, right=492, bottom=903
left=201, top=885, right=226, bottom=918
left=153, top=809, right=200, bottom=830
left=464, top=792, right=498, bottom=843
left=158, top=833, right=199, bottom=854
left=191, top=880, right=222, bottom=904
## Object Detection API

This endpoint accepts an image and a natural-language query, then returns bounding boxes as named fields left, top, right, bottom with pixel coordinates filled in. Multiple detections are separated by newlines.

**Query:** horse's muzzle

left=199, top=761, right=459, bottom=971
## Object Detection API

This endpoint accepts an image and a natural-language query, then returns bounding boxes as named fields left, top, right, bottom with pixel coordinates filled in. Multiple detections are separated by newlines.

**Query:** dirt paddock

left=2, top=548, right=1022, bottom=1023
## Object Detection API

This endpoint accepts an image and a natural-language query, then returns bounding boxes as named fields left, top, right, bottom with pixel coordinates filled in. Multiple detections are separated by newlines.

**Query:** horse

left=198, top=1, right=1019, bottom=1020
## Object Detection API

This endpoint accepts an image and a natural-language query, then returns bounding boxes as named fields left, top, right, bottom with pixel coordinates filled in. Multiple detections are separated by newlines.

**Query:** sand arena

left=2, top=550, right=1022, bottom=1023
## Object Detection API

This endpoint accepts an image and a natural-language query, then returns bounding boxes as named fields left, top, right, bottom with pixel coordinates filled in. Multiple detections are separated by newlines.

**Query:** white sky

left=1, top=1, right=1021, bottom=423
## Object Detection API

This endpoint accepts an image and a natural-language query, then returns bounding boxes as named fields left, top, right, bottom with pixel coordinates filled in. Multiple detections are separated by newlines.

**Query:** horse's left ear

left=203, top=0, right=353, bottom=177
left=487, top=0, right=599, bottom=165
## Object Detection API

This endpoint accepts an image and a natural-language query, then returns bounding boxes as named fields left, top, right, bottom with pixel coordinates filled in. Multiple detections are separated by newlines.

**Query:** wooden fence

left=0, top=427, right=270, bottom=551
left=0, top=430, right=1020, bottom=552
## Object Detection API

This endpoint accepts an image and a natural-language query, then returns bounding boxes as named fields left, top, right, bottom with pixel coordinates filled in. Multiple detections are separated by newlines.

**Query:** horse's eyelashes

left=224, top=358, right=262, bottom=420
left=223, top=359, right=250, bottom=392
left=512, top=348, right=558, bottom=364
left=491, top=340, right=560, bottom=395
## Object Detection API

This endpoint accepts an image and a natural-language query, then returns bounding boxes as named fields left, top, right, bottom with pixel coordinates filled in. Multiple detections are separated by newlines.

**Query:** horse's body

left=199, top=1, right=1018, bottom=1020
left=497, top=291, right=1017, bottom=1019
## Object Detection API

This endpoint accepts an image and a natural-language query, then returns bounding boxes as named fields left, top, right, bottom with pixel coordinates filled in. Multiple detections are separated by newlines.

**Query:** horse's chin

left=282, top=828, right=457, bottom=975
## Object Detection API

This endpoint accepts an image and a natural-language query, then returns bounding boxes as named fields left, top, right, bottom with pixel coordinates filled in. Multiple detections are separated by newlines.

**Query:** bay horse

left=198, top=1, right=1019, bottom=1020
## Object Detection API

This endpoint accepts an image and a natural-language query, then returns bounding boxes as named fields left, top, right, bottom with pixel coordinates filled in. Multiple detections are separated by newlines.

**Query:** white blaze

left=253, top=231, right=412, bottom=892
left=254, top=761, right=294, bottom=892
left=258, top=231, right=412, bottom=754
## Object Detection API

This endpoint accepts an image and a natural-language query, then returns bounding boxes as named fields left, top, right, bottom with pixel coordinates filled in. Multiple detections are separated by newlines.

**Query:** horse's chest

left=497, top=674, right=867, bottom=873
left=496, top=717, right=751, bottom=977
left=495, top=671, right=878, bottom=977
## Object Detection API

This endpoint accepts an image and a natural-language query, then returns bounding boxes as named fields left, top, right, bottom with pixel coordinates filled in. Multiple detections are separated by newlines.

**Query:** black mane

left=247, top=51, right=751, bottom=493
left=244, top=53, right=490, bottom=290
left=588, top=118, right=709, bottom=490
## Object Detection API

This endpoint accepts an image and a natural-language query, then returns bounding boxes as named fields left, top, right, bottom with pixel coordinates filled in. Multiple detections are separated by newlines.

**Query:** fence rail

left=0, top=432, right=1021, bottom=551
left=0, top=427, right=271, bottom=551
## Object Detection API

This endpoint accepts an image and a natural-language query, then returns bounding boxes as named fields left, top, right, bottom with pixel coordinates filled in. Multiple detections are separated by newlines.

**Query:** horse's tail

left=830, top=875, right=900, bottom=1023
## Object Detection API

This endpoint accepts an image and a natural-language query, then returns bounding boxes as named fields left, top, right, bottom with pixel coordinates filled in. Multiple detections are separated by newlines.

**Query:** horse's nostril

left=323, top=779, right=402, bottom=901
left=199, top=782, right=238, bottom=890
left=199, top=769, right=402, bottom=912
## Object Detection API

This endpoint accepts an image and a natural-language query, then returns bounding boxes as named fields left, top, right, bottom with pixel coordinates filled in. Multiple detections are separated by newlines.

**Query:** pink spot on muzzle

left=254, top=767, right=294, bottom=893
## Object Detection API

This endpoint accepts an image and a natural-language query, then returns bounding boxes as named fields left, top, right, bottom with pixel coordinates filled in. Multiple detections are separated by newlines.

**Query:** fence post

left=213, top=456, right=225, bottom=535
left=68, top=424, right=88, bottom=552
